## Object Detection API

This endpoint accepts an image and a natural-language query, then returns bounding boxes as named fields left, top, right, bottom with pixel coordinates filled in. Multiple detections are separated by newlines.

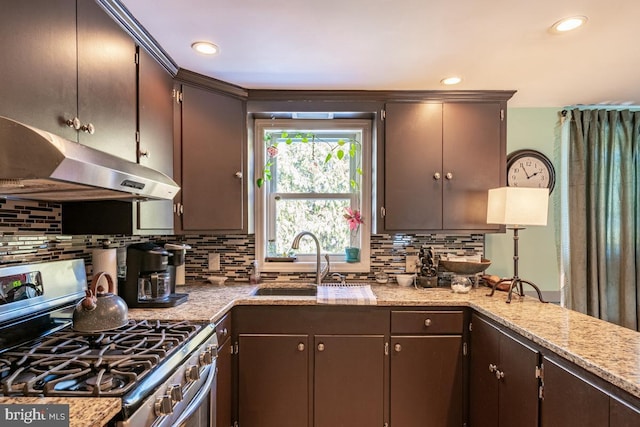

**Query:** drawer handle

left=221, top=328, right=228, bottom=337
left=489, top=363, right=497, bottom=373
left=424, top=319, right=432, bottom=327
left=297, top=343, right=305, bottom=352
left=394, top=343, right=402, bottom=352
left=317, top=343, right=325, bottom=352
left=495, top=369, right=505, bottom=380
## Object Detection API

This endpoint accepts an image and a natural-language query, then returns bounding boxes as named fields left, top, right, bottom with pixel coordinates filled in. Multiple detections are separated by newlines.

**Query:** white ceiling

left=120, top=0, right=640, bottom=107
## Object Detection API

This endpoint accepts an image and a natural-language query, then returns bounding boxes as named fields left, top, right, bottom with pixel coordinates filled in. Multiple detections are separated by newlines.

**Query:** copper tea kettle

left=73, top=272, right=129, bottom=333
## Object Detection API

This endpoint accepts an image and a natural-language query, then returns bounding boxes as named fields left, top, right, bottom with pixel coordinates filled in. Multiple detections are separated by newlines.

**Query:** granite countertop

left=3, top=281, right=639, bottom=427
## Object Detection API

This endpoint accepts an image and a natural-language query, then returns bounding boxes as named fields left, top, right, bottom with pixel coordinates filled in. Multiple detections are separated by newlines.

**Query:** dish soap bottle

left=249, top=260, right=261, bottom=284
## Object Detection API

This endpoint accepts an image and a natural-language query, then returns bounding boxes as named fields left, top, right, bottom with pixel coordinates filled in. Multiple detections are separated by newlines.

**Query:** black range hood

left=0, top=116, right=179, bottom=202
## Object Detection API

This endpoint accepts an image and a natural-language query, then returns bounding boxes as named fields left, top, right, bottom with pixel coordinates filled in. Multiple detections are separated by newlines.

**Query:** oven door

left=158, top=361, right=218, bottom=427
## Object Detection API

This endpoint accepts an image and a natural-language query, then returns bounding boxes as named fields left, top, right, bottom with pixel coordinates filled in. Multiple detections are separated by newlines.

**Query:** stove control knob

left=207, top=343, right=218, bottom=358
left=185, top=365, right=201, bottom=382
left=199, top=349, right=213, bottom=366
left=154, top=394, right=174, bottom=416
left=168, top=384, right=183, bottom=403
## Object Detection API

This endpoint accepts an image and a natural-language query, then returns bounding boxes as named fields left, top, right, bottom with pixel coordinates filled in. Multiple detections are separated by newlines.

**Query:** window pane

left=270, top=138, right=351, bottom=193
left=271, top=198, right=351, bottom=255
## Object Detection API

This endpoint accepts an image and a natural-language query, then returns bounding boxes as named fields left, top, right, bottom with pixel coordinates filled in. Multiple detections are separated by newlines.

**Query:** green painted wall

left=485, top=108, right=562, bottom=292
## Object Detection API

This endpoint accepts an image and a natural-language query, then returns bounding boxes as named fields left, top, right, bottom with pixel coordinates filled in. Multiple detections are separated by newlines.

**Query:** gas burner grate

left=0, top=319, right=202, bottom=397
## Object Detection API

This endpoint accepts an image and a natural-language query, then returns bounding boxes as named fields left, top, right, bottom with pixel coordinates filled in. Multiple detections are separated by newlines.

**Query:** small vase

left=345, top=247, right=360, bottom=263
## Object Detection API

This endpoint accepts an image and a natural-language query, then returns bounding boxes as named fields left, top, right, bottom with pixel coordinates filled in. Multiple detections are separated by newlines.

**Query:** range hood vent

left=0, top=116, right=179, bottom=202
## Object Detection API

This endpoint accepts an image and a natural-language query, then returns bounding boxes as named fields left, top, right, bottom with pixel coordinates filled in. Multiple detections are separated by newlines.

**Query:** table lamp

left=486, top=187, right=549, bottom=303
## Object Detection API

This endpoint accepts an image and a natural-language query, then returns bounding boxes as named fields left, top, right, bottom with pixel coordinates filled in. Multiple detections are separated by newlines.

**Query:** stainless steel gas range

left=0, top=260, right=218, bottom=427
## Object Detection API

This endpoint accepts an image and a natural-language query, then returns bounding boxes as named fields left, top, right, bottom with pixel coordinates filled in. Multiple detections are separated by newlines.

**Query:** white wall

left=485, top=108, right=561, bottom=292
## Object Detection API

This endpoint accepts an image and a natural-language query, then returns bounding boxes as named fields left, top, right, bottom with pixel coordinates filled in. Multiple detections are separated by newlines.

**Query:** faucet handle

left=331, top=272, right=345, bottom=285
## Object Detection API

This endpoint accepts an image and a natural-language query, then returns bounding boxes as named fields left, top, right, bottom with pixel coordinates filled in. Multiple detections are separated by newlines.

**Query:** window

left=254, top=119, right=372, bottom=273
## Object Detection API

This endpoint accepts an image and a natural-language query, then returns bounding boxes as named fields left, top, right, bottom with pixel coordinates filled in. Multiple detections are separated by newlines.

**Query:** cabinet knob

left=235, top=171, right=243, bottom=179
left=488, top=363, right=497, bottom=373
left=445, top=172, right=453, bottom=180
left=66, top=117, right=81, bottom=130
left=80, top=122, right=95, bottom=135
left=433, top=172, right=441, bottom=180
left=424, top=318, right=432, bottom=327
left=297, top=343, right=305, bottom=352
left=317, top=343, right=325, bottom=352
left=495, top=370, right=505, bottom=380
left=221, top=327, right=228, bottom=337
left=394, top=343, right=402, bottom=352
left=139, top=149, right=150, bottom=158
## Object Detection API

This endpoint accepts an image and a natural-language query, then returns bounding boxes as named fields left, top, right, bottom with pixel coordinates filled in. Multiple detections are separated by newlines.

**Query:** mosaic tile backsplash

left=0, top=199, right=485, bottom=283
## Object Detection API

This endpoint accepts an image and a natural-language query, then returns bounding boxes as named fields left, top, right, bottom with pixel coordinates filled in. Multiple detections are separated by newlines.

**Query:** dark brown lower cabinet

left=610, top=396, right=640, bottom=427
left=314, top=335, right=385, bottom=427
left=470, top=314, right=540, bottom=427
left=390, top=335, right=463, bottom=427
left=237, top=334, right=309, bottom=427
left=216, top=337, right=232, bottom=427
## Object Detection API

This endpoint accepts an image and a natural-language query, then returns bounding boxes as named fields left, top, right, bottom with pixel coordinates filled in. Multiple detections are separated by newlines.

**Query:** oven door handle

left=173, top=362, right=217, bottom=427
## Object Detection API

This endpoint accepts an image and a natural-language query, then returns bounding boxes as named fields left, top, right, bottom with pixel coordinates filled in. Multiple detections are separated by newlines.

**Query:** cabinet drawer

left=391, top=310, right=463, bottom=334
left=216, top=313, right=231, bottom=344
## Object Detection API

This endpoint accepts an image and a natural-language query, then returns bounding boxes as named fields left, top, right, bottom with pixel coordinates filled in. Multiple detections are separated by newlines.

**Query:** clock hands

left=521, top=165, right=531, bottom=179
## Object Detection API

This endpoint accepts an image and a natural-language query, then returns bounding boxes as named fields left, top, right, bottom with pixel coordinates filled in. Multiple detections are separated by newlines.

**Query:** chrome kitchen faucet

left=291, top=231, right=330, bottom=285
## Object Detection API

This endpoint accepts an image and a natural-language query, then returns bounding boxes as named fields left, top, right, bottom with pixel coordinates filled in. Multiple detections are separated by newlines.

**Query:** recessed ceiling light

left=191, top=41, right=219, bottom=55
left=441, top=76, right=462, bottom=85
left=551, top=16, right=587, bottom=33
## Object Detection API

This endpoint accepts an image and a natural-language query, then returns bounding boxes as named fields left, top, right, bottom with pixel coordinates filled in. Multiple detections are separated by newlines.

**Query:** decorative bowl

left=439, top=259, right=491, bottom=275
left=395, top=274, right=416, bottom=287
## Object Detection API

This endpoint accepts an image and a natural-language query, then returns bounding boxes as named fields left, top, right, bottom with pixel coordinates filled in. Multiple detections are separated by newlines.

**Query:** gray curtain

left=564, top=109, right=640, bottom=330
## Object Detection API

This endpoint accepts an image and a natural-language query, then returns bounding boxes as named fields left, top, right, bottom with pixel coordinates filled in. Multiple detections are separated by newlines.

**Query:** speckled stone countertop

left=4, top=281, right=639, bottom=427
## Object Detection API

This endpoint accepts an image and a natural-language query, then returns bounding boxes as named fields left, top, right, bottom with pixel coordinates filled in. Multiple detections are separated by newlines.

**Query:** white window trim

left=254, top=119, right=372, bottom=274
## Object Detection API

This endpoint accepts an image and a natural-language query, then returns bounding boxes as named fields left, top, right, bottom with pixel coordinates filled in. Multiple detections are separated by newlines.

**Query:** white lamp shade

left=486, top=187, right=549, bottom=226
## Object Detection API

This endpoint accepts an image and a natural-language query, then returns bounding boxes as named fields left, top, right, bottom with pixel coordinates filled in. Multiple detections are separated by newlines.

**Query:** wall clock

left=506, top=149, right=555, bottom=194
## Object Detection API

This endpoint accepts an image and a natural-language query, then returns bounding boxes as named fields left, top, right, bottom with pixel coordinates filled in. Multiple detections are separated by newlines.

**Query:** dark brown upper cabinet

left=61, top=47, right=175, bottom=236
left=173, top=83, right=247, bottom=234
left=382, top=101, right=506, bottom=233
left=0, top=0, right=136, bottom=161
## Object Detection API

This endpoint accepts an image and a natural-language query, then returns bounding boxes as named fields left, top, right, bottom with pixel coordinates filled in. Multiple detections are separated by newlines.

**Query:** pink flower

left=266, top=145, right=278, bottom=158
left=344, top=207, right=364, bottom=231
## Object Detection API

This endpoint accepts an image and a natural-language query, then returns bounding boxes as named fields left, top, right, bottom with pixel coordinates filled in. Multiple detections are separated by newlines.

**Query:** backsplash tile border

left=0, top=199, right=485, bottom=284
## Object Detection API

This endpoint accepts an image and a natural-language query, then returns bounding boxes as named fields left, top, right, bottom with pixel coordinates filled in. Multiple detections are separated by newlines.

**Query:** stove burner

left=0, top=319, right=202, bottom=398
left=86, top=373, right=114, bottom=390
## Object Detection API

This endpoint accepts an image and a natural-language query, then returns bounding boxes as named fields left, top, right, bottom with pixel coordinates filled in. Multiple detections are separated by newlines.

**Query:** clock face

left=507, top=151, right=555, bottom=193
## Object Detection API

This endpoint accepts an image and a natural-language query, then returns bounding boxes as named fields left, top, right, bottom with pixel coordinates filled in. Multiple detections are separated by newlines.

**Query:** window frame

left=254, top=118, right=372, bottom=274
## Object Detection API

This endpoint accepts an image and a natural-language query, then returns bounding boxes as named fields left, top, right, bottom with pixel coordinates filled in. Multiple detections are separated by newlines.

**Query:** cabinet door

left=137, top=47, right=175, bottom=232
left=470, top=314, right=501, bottom=427
left=238, top=334, right=309, bottom=427
left=610, top=396, right=640, bottom=427
left=498, top=331, right=539, bottom=427
left=442, top=103, right=503, bottom=230
left=540, top=358, right=609, bottom=427
left=384, top=102, right=443, bottom=231
left=390, top=336, right=463, bottom=427
left=76, top=0, right=136, bottom=160
left=0, top=0, right=77, bottom=140
left=314, top=335, right=385, bottom=427
left=216, top=337, right=232, bottom=427
left=179, top=85, right=245, bottom=232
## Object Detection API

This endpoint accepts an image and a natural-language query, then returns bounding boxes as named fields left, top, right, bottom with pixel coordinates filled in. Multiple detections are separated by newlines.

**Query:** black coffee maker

left=123, top=242, right=188, bottom=308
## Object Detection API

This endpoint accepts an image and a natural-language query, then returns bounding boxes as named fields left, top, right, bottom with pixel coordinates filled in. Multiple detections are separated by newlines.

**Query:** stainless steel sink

left=252, top=286, right=317, bottom=296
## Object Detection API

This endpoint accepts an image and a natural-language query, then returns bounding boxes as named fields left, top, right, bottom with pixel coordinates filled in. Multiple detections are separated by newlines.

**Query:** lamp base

left=487, top=277, right=548, bottom=304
